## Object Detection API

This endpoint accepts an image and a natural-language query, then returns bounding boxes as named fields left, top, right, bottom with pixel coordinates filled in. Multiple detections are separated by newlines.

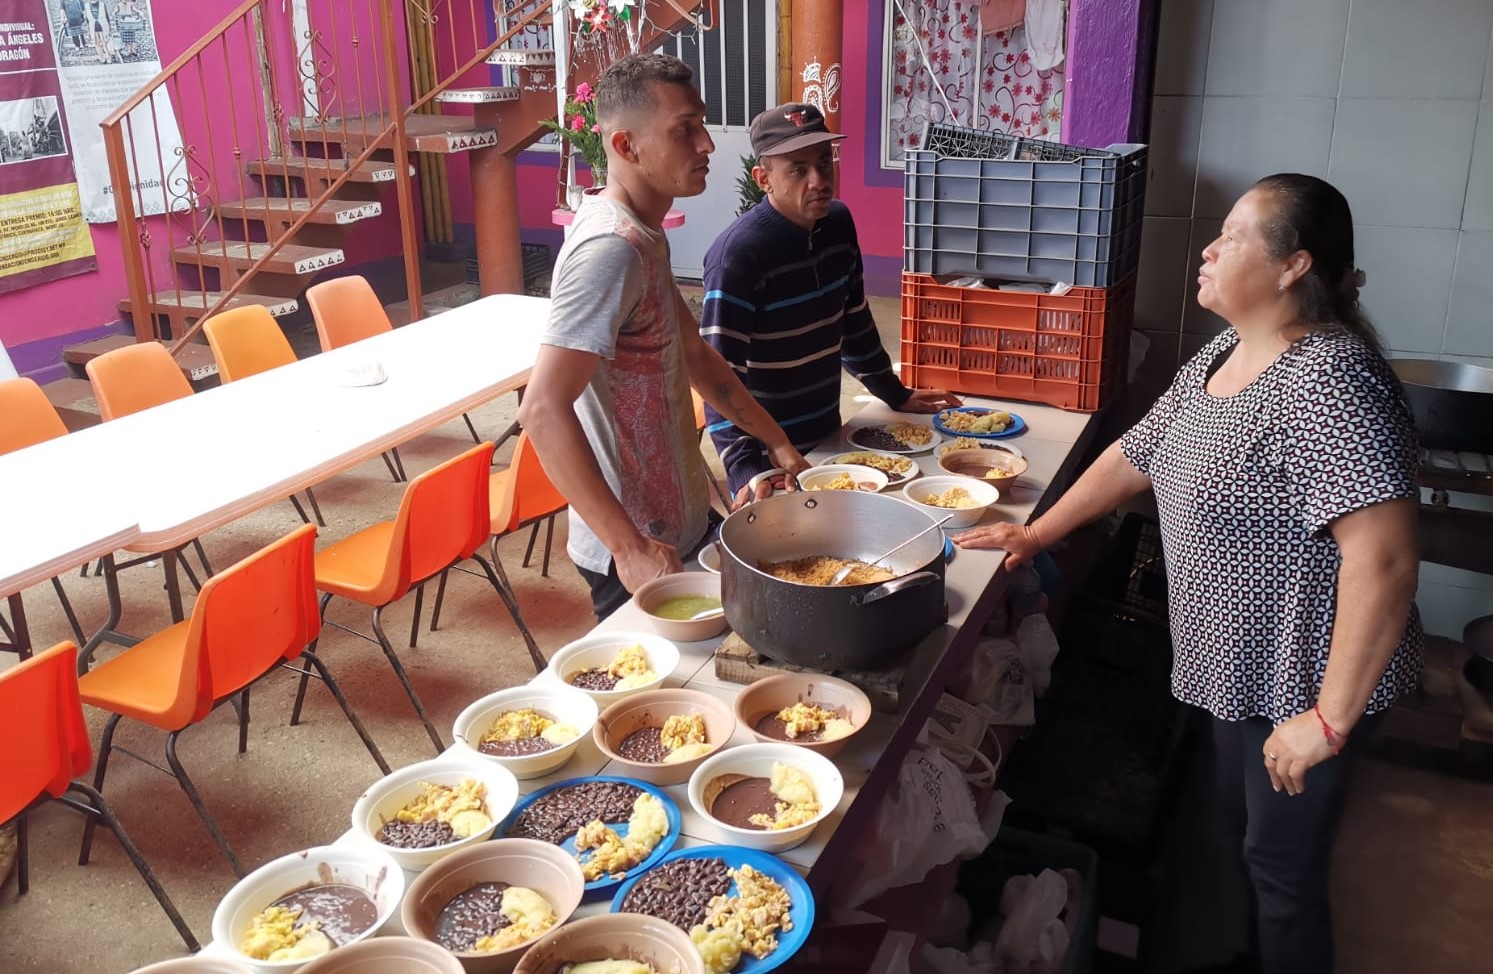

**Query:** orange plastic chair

left=77, top=525, right=388, bottom=876
left=307, top=441, right=545, bottom=752
left=425, top=432, right=560, bottom=649
left=202, top=307, right=326, bottom=526
left=306, top=274, right=482, bottom=460
left=0, top=378, right=86, bottom=647
left=1, top=642, right=198, bottom=948
left=690, top=389, right=732, bottom=509
left=85, top=341, right=193, bottom=421
left=82, top=342, right=214, bottom=609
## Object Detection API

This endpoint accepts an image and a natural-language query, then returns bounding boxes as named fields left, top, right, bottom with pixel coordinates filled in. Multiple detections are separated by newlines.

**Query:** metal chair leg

left=390, top=447, right=408, bottom=482
left=15, top=812, right=27, bottom=894
left=79, top=713, right=123, bottom=865
left=292, top=593, right=335, bottom=726
left=191, top=538, right=213, bottom=577
left=236, top=689, right=250, bottom=755
left=522, top=522, right=541, bottom=569
left=409, top=582, right=425, bottom=649
left=462, top=412, right=481, bottom=444
left=380, top=450, right=402, bottom=482
left=50, top=576, right=87, bottom=646
left=542, top=515, right=556, bottom=577
left=371, top=605, right=444, bottom=752
left=429, top=569, right=450, bottom=634
left=304, top=488, right=326, bottom=527
left=289, top=493, right=312, bottom=524
left=63, top=781, right=201, bottom=951
left=298, top=650, right=391, bottom=774
left=477, top=544, right=547, bottom=673
left=0, top=607, right=13, bottom=643
left=165, top=729, right=243, bottom=876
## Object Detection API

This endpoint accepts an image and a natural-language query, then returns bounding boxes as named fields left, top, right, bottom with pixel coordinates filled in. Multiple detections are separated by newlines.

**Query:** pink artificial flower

left=574, top=82, right=593, bottom=102
left=570, top=114, right=586, bottom=131
left=590, top=123, right=600, bottom=133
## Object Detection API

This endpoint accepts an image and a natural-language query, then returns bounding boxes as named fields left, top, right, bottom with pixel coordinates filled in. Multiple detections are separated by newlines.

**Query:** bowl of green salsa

left=633, top=573, right=727, bottom=642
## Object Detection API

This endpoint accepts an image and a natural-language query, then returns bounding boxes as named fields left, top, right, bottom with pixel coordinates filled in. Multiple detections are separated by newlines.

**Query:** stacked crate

left=900, top=124, right=1147, bottom=411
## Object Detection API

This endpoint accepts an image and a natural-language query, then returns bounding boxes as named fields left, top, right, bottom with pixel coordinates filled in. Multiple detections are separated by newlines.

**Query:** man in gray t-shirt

left=518, top=54, right=808, bottom=620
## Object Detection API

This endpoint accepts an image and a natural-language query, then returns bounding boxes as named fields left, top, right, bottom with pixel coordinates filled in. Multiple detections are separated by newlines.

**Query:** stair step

left=40, top=377, right=101, bottom=430
left=172, top=242, right=346, bottom=276
left=435, top=86, right=521, bottom=104
left=61, top=337, right=221, bottom=383
left=116, top=290, right=298, bottom=321
left=485, top=48, right=555, bottom=67
left=289, top=114, right=497, bottom=154
left=247, top=157, right=411, bottom=184
left=218, top=196, right=382, bottom=225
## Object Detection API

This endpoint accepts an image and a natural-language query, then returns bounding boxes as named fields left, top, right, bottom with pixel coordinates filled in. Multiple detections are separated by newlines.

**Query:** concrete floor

left=4, top=297, right=1493, bottom=973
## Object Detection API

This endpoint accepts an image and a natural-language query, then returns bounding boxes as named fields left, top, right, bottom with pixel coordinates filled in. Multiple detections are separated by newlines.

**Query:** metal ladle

left=828, top=512, right=956, bottom=586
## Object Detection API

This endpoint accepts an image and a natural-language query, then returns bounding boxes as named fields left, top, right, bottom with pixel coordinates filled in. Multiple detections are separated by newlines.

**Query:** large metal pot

left=1390, top=358, right=1493, bottom=454
left=719, top=489, right=946, bottom=670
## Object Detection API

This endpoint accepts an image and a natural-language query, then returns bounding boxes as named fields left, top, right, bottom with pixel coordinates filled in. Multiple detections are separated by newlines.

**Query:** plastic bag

left=967, top=868, right=1078, bottom=974
left=838, top=746, right=988, bottom=909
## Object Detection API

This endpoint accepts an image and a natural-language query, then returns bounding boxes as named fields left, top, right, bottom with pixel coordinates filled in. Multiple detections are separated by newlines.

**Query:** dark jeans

left=576, top=513, right=723, bottom=621
left=1210, top=712, right=1382, bottom=974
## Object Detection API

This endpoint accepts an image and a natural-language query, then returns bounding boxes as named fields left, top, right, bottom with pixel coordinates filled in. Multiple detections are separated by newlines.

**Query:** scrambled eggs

left=885, top=421, right=934, bottom=446
left=660, top=713, right=712, bottom=764
left=808, top=472, right=858, bottom=491
left=690, top=865, right=794, bottom=972
left=574, top=792, right=669, bottom=881
left=481, top=708, right=579, bottom=748
left=607, top=643, right=658, bottom=691
left=392, top=778, right=492, bottom=839
left=922, top=486, right=981, bottom=509
left=471, top=886, right=556, bottom=952
left=775, top=702, right=854, bottom=742
left=748, top=762, right=822, bottom=830
left=240, top=905, right=333, bottom=962
left=939, top=409, right=1012, bottom=434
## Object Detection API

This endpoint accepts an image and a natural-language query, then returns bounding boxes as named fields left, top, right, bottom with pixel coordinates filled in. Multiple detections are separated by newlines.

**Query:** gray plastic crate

left=904, top=124, right=1147, bottom=287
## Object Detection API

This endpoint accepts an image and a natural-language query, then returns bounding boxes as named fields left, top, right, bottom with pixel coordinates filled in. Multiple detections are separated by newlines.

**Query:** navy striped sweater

left=700, top=199, right=910, bottom=493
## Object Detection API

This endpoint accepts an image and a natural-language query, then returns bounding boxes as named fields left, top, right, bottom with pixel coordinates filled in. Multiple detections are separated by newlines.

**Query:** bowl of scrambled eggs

left=452, top=684, right=599, bottom=781
left=593, top=688, right=737, bottom=786
left=900, top=475, right=999, bottom=529
left=545, top=632, right=680, bottom=706
left=210, top=845, right=405, bottom=974
left=350, top=755, right=520, bottom=871
left=732, top=673, right=873, bottom=759
left=687, top=743, right=844, bottom=853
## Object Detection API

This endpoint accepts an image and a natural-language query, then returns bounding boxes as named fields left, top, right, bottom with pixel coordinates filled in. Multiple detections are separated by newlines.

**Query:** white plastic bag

left=839, top=746, right=987, bottom=909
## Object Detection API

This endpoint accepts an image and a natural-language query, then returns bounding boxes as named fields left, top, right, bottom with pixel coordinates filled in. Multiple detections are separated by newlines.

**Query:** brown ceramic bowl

left=296, top=938, right=465, bottom=974
left=401, top=839, right=586, bottom=974
left=937, top=447, right=1030, bottom=491
left=513, top=913, right=705, bottom=974
left=593, top=688, right=736, bottom=786
left=733, top=672, right=873, bottom=758
left=632, top=572, right=727, bottom=642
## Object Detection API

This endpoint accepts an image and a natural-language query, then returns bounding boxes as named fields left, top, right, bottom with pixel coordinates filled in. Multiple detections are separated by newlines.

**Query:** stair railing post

left=103, top=122, right=154, bottom=343
left=378, top=0, right=423, bottom=322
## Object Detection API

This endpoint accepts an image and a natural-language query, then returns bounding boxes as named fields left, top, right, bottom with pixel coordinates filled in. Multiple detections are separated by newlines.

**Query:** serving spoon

left=828, top=512, right=957, bottom=586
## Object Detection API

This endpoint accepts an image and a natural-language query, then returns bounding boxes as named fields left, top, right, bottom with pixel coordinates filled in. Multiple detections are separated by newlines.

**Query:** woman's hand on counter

left=952, top=522, right=1044, bottom=565
left=1261, top=711, right=1338, bottom=796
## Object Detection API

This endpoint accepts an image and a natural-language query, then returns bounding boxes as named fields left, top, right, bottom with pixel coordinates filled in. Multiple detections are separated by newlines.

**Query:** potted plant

left=540, top=81, right=606, bottom=205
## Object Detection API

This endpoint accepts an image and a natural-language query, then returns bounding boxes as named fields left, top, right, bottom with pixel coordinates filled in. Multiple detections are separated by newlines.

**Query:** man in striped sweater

left=700, top=102, right=959, bottom=501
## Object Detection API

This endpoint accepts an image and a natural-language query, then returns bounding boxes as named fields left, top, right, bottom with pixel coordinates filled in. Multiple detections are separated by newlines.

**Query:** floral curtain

left=885, top=0, right=1065, bottom=166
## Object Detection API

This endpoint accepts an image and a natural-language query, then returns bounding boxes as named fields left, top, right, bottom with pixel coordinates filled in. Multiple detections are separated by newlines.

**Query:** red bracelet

left=1314, top=703, right=1344, bottom=755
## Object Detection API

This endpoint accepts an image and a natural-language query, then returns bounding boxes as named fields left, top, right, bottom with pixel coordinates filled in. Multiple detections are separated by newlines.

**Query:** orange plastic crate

left=899, top=272, right=1135, bottom=412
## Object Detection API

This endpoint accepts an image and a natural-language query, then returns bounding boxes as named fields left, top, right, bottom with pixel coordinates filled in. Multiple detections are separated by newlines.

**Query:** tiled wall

left=1140, top=0, right=1493, bottom=638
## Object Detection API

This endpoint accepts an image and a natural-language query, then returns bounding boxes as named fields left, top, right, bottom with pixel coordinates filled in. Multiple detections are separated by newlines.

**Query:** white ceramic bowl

left=798, top=463, right=890, bottom=493
left=900, top=474, right=1000, bottom=530
left=687, top=742, right=844, bottom=853
left=696, top=541, right=722, bottom=574
left=349, top=756, right=520, bottom=871
left=451, top=684, right=598, bottom=780
left=544, top=631, right=680, bottom=706
left=210, top=845, right=405, bottom=974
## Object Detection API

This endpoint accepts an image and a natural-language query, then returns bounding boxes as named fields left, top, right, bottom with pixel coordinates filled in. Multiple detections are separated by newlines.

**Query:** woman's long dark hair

left=1252, top=173, right=1382, bottom=354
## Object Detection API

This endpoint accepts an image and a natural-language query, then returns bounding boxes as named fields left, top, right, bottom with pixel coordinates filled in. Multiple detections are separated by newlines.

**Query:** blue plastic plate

left=944, top=535, right=955, bottom=564
left=609, top=845, right=814, bottom=974
left=932, top=406, right=1026, bottom=440
left=496, top=776, right=681, bottom=897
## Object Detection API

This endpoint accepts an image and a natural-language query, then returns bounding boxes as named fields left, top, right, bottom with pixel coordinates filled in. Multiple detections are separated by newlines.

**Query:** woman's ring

left=1266, top=752, right=1279, bottom=761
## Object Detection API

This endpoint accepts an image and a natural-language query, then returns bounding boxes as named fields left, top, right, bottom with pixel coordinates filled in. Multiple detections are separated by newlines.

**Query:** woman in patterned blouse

left=958, top=174, right=1421, bottom=974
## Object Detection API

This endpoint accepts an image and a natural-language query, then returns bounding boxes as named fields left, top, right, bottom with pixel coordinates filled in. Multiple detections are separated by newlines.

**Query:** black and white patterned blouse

left=1120, top=328, right=1423, bottom=724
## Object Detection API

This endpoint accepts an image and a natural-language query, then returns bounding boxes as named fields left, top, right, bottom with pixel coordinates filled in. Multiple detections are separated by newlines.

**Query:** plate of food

left=932, top=406, right=1026, bottom=440
left=824, top=450, right=921, bottom=488
left=846, top=420, right=942, bottom=454
left=935, top=436, right=1025, bottom=460
left=610, top=845, right=813, bottom=974
left=497, top=776, right=681, bottom=897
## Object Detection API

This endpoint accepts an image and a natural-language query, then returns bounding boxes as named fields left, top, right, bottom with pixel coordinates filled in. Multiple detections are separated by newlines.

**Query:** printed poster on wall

left=0, top=2, right=95, bottom=292
left=41, top=0, right=184, bottom=223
